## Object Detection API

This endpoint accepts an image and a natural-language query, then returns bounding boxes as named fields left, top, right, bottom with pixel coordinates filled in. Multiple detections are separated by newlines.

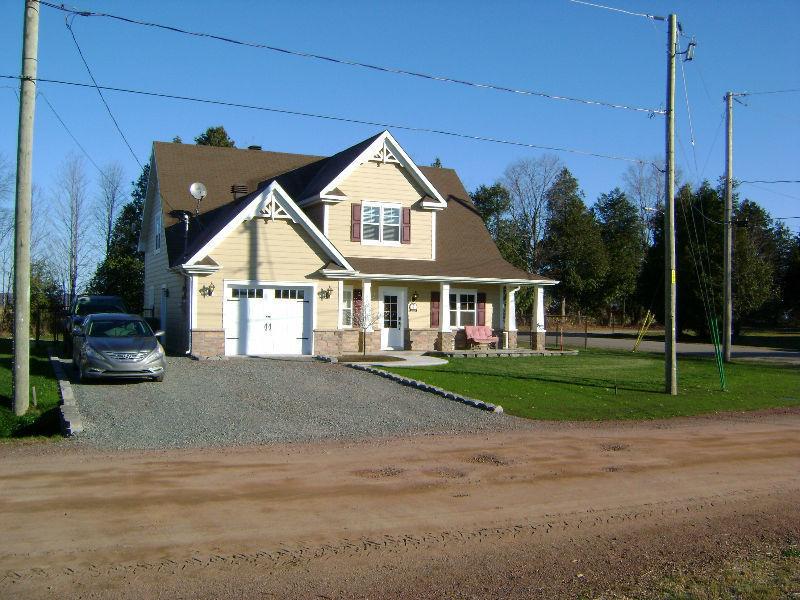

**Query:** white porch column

left=504, top=286, right=519, bottom=349
left=439, top=282, right=450, bottom=331
left=533, top=285, right=546, bottom=333
left=362, top=279, right=373, bottom=332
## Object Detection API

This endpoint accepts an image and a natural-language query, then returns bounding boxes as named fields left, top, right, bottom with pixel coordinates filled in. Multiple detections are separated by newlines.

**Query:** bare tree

left=622, top=157, right=683, bottom=245
left=0, top=154, right=14, bottom=314
left=54, top=155, right=91, bottom=304
left=95, top=162, right=126, bottom=256
left=500, top=154, right=563, bottom=272
left=352, top=293, right=382, bottom=356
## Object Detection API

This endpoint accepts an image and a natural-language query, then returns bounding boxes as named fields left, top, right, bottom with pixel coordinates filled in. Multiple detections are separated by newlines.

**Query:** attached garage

left=223, top=282, right=314, bottom=356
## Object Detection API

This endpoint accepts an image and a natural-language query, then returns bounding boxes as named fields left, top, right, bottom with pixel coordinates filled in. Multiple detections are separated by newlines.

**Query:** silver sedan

left=72, top=313, right=167, bottom=382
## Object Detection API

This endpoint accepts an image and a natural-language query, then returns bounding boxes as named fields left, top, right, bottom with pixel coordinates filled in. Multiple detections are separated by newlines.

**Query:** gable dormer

left=298, top=132, right=443, bottom=261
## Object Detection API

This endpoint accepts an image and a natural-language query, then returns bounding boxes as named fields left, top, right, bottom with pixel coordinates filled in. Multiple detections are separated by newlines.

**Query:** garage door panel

left=225, top=284, right=312, bottom=356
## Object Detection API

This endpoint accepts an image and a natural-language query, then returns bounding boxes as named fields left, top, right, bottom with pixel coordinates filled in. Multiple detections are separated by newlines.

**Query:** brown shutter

left=401, top=207, right=411, bottom=244
left=351, top=203, right=361, bottom=242
left=477, top=292, right=486, bottom=326
left=430, top=291, right=440, bottom=328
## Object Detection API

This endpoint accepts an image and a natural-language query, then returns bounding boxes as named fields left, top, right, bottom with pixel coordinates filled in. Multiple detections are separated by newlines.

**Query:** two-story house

left=139, top=131, right=555, bottom=357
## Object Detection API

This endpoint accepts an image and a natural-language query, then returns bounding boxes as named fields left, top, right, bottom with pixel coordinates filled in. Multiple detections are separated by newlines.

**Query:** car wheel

left=153, top=374, right=164, bottom=382
left=77, top=363, right=87, bottom=384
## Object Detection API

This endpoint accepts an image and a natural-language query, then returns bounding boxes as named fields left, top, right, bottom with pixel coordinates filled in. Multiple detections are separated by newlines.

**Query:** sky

left=2, top=0, right=798, bottom=231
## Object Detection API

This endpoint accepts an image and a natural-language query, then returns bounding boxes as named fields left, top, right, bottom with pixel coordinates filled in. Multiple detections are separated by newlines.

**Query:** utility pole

left=723, top=91, right=734, bottom=363
left=12, top=0, right=40, bottom=416
left=664, top=14, right=678, bottom=395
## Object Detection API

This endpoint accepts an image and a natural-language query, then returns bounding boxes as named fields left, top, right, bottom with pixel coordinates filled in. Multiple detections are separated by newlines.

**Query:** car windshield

left=87, top=319, right=152, bottom=338
left=76, top=303, right=126, bottom=316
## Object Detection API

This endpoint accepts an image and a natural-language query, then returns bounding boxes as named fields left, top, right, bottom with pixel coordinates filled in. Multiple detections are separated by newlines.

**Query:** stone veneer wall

left=532, top=331, right=546, bottom=350
left=191, top=329, right=225, bottom=358
left=506, top=331, right=518, bottom=349
left=409, top=329, right=438, bottom=351
left=436, top=331, right=455, bottom=351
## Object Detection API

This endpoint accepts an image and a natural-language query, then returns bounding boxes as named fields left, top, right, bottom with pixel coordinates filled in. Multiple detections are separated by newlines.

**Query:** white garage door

left=224, top=284, right=312, bottom=356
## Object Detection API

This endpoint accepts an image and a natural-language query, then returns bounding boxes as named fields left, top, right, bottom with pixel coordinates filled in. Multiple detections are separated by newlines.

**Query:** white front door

left=224, top=284, right=312, bottom=356
left=379, top=287, right=406, bottom=350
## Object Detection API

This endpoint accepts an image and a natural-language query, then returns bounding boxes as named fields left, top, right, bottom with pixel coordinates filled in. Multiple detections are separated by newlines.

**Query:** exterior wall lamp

left=318, top=285, right=333, bottom=300
left=199, top=282, right=215, bottom=297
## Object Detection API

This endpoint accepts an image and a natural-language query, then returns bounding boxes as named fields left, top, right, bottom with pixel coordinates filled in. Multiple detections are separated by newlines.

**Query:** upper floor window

left=154, top=210, right=162, bottom=253
left=362, top=202, right=401, bottom=245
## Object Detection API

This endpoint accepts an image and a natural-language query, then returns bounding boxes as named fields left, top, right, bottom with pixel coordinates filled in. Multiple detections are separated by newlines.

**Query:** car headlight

left=84, top=345, right=101, bottom=359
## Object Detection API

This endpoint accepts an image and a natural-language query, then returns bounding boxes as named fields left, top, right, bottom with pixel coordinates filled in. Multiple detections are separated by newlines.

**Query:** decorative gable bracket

left=257, top=190, right=293, bottom=222
left=370, top=139, right=400, bottom=165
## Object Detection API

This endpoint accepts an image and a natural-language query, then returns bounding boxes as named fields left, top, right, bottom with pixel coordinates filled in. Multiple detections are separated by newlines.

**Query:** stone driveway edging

left=347, top=363, right=503, bottom=414
left=47, top=348, right=84, bottom=436
left=313, top=354, right=338, bottom=364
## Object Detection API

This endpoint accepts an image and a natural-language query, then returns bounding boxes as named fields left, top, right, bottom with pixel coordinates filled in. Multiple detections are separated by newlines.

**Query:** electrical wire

left=679, top=58, right=700, bottom=176
left=738, top=88, right=800, bottom=96
left=38, top=90, right=103, bottom=175
left=39, top=0, right=665, bottom=116
left=0, top=74, right=649, bottom=165
left=738, top=182, right=800, bottom=201
left=65, top=17, right=143, bottom=169
left=699, top=109, right=725, bottom=181
left=565, top=0, right=665, bottom=21
left=739, top=179, right=800, bottom=184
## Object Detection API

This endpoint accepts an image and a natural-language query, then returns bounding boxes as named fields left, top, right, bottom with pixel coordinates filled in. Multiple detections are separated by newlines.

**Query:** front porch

left=313, top=277, right=550, bottom=355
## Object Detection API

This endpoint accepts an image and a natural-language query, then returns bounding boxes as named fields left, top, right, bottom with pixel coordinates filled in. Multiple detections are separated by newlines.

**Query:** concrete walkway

left=340, top=351, right=448, bottom=367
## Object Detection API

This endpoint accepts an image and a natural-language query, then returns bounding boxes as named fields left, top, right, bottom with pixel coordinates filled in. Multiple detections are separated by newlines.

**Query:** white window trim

left=339, top=284, right=354, bottom=329
left=448, top=288, right=478, bottom=329
left=361, top=201, right=402, bottom=246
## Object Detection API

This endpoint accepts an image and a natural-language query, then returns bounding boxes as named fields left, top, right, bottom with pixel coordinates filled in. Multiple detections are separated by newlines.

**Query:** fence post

left=584, top=318, right=588, bottom=350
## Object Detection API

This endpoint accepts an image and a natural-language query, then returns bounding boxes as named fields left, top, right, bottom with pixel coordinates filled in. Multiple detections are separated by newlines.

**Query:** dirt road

left=2, top=410, right=799, bottom=598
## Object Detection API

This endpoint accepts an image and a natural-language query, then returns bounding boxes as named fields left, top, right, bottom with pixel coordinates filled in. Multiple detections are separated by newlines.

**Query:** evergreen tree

left=594, top=188, right=645, bottom=318
left=540, top=168, right=608, bottom=314
left=471, top=183, right=510, bottom=239
left=86, top=164, right=149, bottom=312
left=194, top=126, right=235, bottom=147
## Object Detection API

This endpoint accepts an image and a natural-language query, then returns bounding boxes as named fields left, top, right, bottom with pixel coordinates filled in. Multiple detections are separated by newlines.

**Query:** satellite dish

left=189, top=182, right=207, bottom=201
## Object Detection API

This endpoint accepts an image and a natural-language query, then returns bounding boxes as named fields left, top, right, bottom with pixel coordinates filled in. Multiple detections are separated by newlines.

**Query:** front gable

left=182, top=181, right=352, bottom=272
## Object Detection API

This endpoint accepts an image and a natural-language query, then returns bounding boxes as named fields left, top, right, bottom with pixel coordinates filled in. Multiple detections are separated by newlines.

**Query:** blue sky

left=2, top=1, right=798, bottom=231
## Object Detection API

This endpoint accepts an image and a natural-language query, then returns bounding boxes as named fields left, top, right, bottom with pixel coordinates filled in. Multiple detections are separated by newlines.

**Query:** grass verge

left=384, top=348, right=800, bottom=421
left=0, top=338, right=62, bottom=438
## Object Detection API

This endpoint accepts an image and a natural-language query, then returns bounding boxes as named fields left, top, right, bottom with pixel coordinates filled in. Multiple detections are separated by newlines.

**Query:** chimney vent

left=247, top=145, right=262, bottom=151
left=230, top=184, right=248, bottom=199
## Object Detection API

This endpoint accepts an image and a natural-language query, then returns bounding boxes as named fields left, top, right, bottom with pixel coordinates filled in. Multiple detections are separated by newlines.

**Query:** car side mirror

left=72, top=328, right=84, bottom=337
left=154, top=330, right=165, bottom=338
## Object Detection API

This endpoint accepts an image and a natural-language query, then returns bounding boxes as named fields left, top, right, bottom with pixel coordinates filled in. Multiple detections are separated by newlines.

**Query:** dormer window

left=362, top=202, right=401, bottom=245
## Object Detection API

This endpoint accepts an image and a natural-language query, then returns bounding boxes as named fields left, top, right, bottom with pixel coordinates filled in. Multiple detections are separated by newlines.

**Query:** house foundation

left=190, top=329, right=225, bottom=359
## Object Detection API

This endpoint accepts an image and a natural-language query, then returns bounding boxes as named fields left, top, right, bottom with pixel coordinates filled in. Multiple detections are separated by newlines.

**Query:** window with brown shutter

left=351, top=203, right=361, bottom=242
left=401, top=207, right=411, bottom=244
left=430, top=291, right=440, bottom=328
left=477, top=292, right=486, bottom=326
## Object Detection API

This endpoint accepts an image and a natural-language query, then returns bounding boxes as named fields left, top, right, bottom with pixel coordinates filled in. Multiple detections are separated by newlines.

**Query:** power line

left=739, top=179, right=800, bottom=184
left=739, top=88, right=800, bottom=96
left=0, top=74, right=649, bottom=165
left=739, top=182, right=800, bottom=201
left=38, top=90, right=103, bottom=175
left=39, top=0, right=665, bottom=116
left=65, top=18, right=143, bottom=168
left=679, top=58, right=699, bottom=175
left=565, top=0, right=665, bottom=21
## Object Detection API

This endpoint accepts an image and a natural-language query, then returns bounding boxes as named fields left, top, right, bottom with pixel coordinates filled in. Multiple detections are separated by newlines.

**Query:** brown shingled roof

left=152, top=135, right=552, bottom=282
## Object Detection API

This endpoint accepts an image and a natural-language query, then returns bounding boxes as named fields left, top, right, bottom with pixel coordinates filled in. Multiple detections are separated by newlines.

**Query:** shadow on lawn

left=416, top=365, right=660, bottom=394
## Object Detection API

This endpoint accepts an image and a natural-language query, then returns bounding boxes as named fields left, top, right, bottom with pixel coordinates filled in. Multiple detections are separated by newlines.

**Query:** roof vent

left=230, top=184, right=248, bottom=199
left=247, top=145, right=262, bottom=151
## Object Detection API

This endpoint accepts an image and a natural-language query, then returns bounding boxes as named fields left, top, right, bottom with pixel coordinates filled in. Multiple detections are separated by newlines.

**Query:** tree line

left=470, top=155, right=800, bottom=335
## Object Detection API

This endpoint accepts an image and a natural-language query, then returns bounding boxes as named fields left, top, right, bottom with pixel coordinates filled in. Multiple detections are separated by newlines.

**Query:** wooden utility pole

left=723, top=91, right=734, bottom=363
left=13, top=0, right=40, bottom=416
left=664, top=14, right=678, bottom=395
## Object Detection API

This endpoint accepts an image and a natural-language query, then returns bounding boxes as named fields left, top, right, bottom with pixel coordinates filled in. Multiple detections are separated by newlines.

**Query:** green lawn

left=0, top=338, right=62, bottom=438
left=385, top=349, right=800, bottom=421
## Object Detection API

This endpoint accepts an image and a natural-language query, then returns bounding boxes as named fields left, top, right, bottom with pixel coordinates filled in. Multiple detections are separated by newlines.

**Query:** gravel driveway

left=70, top=357, right=519, bottom=449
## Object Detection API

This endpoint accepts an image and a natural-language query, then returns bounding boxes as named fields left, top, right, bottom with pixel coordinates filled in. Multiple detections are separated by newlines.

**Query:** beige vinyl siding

left=327, top=161, right=434, bottom=260
left=194, top=217, right=339, bottom=330
left=142, top=187, right=186, bottom=352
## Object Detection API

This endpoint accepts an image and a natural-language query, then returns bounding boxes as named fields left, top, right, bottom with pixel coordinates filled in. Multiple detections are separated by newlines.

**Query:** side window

left=341, top=286, right=353, bottom=327
left=154, top=209, right=162, bottom=253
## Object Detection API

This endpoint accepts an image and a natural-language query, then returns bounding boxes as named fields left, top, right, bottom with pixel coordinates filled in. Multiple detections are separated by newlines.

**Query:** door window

left=383, top=295, right=399, bottom=329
